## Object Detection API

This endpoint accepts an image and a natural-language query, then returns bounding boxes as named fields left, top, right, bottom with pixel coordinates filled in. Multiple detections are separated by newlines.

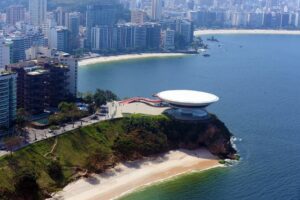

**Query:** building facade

left=6, top=5, right=25, bottom=25
left=152, top=0, right=163, bottom=21
left=86, top=2, right=120, bottom=48
left=90, top=23, right=161, bottom=52
left=162, top=29, right=175, bottom=50
left=0, top=72, right=17, bottom=131
left=0, top=39, right=10, bottom=71
left=7, top=58, right=74, bottom=115
left=67, top=12, right=81, bottom=50
left=29, top=0, right=47, bottom=26
left=10, top=36, right=30, bottom=64
left=131, top=10, right=147, bottom=24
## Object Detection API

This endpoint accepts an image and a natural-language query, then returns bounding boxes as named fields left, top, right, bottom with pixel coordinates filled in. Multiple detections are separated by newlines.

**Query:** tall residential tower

left=152, top=0, right=162, bottom=21
left=29, top=0, right=47, bottom=26
left=0, top=72, right=17, bottom=132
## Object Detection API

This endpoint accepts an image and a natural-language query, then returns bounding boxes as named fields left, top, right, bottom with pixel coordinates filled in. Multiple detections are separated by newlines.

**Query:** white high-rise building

left=29, top=0, right=47, bottom=26
left=55, top=53, right=78, bottom=97
left=48, top=27, right=58, bottom=49
left=0, top=39, right=10, bottom=71
left=162, top=29, right=175, bottom=50
left=152, top=0, right=162, bottom=21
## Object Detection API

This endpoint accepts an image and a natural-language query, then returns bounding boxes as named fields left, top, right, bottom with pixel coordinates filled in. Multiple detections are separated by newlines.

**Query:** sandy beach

left=195, top=29, right=300, bottom=36
left=79, top=53, right=187, bottom=66
left=51, top=149, right=221, bottom=200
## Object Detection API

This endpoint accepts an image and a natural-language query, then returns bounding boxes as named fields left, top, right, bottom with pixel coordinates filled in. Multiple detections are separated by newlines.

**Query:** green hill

left=0, top=114, right=237, bottom=199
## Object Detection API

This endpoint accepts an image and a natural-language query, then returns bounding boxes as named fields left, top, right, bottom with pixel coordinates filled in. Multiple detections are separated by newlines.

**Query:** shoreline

left=195, top=29, right=300, bottom=36
left=51, top=149, right=222, bottom=200
left=79, top=53, right=188, bottom=66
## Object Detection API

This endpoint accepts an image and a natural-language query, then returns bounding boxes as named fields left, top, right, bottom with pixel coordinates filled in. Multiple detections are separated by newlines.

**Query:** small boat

left=203, top=54, right=210, bottom=57
left=207, top=36, right=219, bottom=42
left=198, top=48, right=206, bottom=53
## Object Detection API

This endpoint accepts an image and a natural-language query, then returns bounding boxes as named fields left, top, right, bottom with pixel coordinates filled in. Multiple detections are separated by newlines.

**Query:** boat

left=197, top=48, right=206, bottom=53
left=207, top=36, right=219, bottom=42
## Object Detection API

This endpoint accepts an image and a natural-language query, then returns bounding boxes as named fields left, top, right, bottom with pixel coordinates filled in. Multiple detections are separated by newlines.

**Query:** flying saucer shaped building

left=156, top=90, right=219, bottom=120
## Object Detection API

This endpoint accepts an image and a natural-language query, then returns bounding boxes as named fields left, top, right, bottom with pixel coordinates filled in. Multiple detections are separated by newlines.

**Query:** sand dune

left=51, top=149, right=221, bottom=200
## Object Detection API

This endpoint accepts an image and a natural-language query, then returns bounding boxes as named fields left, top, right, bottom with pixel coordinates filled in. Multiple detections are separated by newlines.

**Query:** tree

left=86, top=146, right=112, bottom=172
left=58, top=102, right=73, bottom=113
left=65, top=103, right=78, bottom=127
left=14, top=169, right=40, bottom=200
left=15, top=108, right=30, bottom=135
left=4, top=136, right=23, bottom=156
left=57, top=102, right=80, bottom=127
left=47, top=160, right=63, bottom=182
left=82, top=92, right=94, bottom=104
left=113, top=136, right=136, bottom=160
left=93, top=89, right=118, bottom=107
left=94, top=89, right=107, bottom=107
left=49, top=113, right=67, bottom=126
left=191, top=36, right=207, bottom=50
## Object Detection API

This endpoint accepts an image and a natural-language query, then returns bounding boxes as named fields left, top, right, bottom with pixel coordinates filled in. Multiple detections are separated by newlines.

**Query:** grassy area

left=0, top=114, right=236, bottom=199
left=0, top=115, right=169, bottom=198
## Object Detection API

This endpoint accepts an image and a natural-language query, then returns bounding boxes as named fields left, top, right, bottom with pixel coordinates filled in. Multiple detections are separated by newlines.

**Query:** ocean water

left=79, top=35, right=300, bottom=200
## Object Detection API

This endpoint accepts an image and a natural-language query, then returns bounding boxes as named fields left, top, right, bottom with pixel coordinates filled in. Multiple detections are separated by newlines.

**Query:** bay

left=79, top=35, right=300, bottom=200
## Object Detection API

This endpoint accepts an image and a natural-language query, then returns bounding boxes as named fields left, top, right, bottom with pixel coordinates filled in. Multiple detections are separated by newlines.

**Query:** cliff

left=121, top=114, right=237, bottom=159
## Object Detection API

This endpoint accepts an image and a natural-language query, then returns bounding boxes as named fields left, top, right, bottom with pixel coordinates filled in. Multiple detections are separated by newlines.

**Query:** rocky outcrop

left=162, top=114, right=237, bottom=159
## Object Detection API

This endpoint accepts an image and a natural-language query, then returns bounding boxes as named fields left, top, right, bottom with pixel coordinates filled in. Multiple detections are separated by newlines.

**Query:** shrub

left=219, top=160, right=226, bottom=164
left=85, top=146, right=112, bottom=172
left=14, top=169, right=40, bottom=199
left=47, top=160, right=63, bottom=182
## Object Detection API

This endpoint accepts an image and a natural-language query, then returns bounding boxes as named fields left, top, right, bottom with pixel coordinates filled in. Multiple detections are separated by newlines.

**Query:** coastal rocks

left=198, top=118, right=237, bottom=159
left=164, top=115, right=237, bottom=159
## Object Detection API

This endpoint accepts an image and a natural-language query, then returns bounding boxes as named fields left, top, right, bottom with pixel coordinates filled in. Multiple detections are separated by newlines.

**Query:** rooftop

left=156, top=90, right=219, bottom=107
left=27, top=69, right=48, bottom=76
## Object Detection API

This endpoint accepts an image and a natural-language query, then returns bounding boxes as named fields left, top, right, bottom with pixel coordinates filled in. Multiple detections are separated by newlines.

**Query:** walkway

left=120, top=97, right=162, bottom=105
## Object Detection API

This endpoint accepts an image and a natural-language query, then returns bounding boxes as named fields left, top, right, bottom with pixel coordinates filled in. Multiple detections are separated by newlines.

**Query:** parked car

left=91, top=115, right=98, bottom=120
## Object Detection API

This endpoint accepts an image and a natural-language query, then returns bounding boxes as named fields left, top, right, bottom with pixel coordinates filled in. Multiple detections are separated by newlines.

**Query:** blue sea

left=79, top=35, right=300, bottom=200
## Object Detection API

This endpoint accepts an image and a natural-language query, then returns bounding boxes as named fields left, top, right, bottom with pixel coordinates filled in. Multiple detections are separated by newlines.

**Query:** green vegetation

left=13, top=169, right=40, bottom=200
left=219, top=160, right=226, bottom=164
left=14, top=108, right=30, bottom=135
left=80, top=89, right=119, bottom=107
left=3, top=136, right=24, bottom=156
left=78, top=89, right=119, bottom=114
left=192, top=36, right=208, bottom=50
left=49, top=102, right=88, bottom=126
left=0, top=114, right=236, bottom=199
